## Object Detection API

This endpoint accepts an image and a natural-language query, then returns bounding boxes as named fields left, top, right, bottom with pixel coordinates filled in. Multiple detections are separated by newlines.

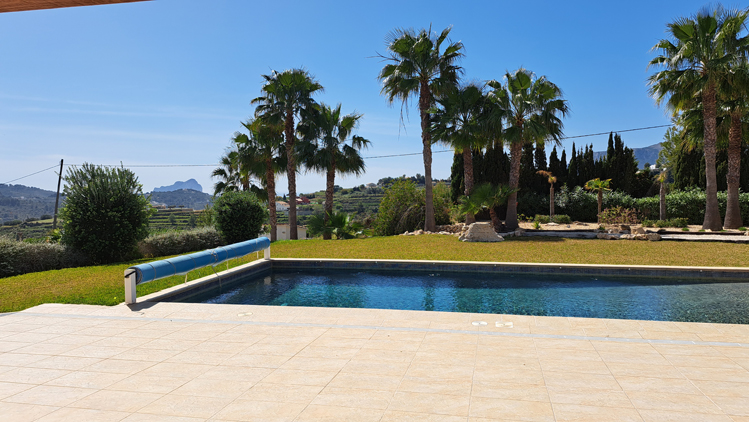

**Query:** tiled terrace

left=1, top=302, right=748, bottom=421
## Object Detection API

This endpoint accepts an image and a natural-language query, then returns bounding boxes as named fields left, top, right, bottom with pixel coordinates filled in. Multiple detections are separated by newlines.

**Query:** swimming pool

left=160, top=263, right=749, bottom=324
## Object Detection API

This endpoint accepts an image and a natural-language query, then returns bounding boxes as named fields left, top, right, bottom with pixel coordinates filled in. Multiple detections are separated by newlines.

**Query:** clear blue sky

left=0, top=0, right=714, bottom=195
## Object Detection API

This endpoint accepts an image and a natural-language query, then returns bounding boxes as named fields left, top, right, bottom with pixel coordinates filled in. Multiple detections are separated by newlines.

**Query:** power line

left=1, top=164, right=59, bottom=185
left=1, top=123, right=674, bottom=183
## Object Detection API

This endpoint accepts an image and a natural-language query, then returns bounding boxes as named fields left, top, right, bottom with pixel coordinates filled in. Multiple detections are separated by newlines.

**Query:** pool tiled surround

left=1, top=302, right=748, bottom=421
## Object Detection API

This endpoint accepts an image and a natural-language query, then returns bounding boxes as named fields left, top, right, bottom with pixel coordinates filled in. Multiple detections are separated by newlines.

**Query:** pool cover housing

left=124, top=237, right=270, bottom=304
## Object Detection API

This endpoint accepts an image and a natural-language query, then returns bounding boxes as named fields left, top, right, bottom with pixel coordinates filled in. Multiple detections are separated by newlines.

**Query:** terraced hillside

left=148, top=208, right=201, bottom=231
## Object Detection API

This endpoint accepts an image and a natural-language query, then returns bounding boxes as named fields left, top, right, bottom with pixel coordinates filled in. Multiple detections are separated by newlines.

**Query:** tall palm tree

left=252, top=69, right=323, bottom=240
left=648, top=6, right=749, bottom=230
left=487, top=68, right=569, bottom=230
left=431, top=83, right=489, bottom=225
left=233, top=117, right=286, bottom=242
left=377, top=26, right=464, bottom=232
left=537, top=170, right=557, bottom=218
left=657, top=170, right=668, bottom=221
left=722, top=61, right=749, bottom=228
left=584, top=178, right=611, bottom=224
left=298, top=103, right=370, bottom=240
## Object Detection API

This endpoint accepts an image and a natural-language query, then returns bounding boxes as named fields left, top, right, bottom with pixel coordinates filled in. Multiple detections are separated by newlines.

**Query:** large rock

left=459, top=222, right=505, bottom=242
left=646, top=233, right=662, bottom=241
left=597, top=233, right=618, bottom=240
left=634, top=227, right=647, bottom=235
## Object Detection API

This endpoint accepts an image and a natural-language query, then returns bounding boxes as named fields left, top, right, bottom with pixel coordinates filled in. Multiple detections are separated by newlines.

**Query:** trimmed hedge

left=0, top=237, right=90, bottom=278
left=138, top=227, right=224, bottom=258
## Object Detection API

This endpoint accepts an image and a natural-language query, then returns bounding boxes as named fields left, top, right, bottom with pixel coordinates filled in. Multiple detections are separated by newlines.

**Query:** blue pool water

left=171, top=269, right=749, bottom=324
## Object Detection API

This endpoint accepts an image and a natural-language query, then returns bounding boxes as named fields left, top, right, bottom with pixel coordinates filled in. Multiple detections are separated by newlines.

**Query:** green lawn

left=1, top=235, right=747, bottom=313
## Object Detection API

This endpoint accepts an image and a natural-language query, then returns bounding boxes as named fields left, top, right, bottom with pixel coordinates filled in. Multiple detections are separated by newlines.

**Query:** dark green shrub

left=60, top=164, right=153, bottom=264
left=138, top=227, right=224, bottom=258
left=655, top=218, right=688, bottom=228
left=556, top=186, right=597, bottom=222
left=213, top=191, right=267, bottom=244
left=641, top=219, right=655, bottom=227
left=533, top=214, right=551, bottom=224
left=634, top=197, right=659, bottom=220
left=3, top=220, right=22, bottom=226
left=40, top=214, right=53, bottom=220
left=373, top=180, right=450, bottom=236
left=666, top=188, right=705, bottom=225
left=24, top=217, right=39, bottom=223
left=0, top=236, right=89, bottom=278
left=599, top=207, right=639, bottom=225
left=551, top=214, right=572, bottom=224
left=517, top=192, right=549, bottom=218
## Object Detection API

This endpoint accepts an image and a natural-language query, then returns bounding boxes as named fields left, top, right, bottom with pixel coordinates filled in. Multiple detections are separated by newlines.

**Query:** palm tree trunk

left=324, top=162, right=335, bottom=240
left=724, top=111, right=743, bottom=229
left=419, top=81, right=435, bottom=232
left=702, top=84, right=723, bottom=231
left=463, top=148, right=475, bottom=225
left=659, top=180, right=666, bottom=221
left=284, top=109, right=298, bottom=240
left=597, top=191, right=603, bottom=223
left=505, top=142, right=523, bottom=230
left=266, top=160, right=277, bottom=242
left=489, top=207, right=501, bottom=232
left=549, top=185, right=555, bottom=218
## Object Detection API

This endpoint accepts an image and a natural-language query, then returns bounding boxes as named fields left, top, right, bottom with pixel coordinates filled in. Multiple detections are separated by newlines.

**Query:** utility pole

left=52, top=159, right=63, bottom=230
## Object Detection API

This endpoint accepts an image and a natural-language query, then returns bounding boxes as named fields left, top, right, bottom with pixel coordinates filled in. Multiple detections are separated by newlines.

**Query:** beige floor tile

left=473, top=367, right=545, bottom=385
left=709, top=395, right=749, bottom=416
left=389, top=391, right=470, bottom=416
left=279, top=356, right=349, bottom=371
left=138, top=394, right=234, bottom=419
left=261, top=369, right=337, bottom=386
left=627, top=391, right=723, bottom=414
left=187, top=341, right=249, bottom=354
left=606, top=362, right=685, bottom=379
left=542, top=371, right=621, bottom=391
left=678, top=365, right=749, bottom=383
left=547, top=387, right=634, bottom=408
left=616, top=375, right=702, bottom=395
left=0, top=381, right=34, bottom=399
left=295, top=346, right=360, bottom=359
left=25, top=355, right=102, bottom=371
left=552, top=403, right=644, bottom=421
left=353, top=348, right=415, bottom=362
left=412, top=350, right=476, bottom=367
left=381, top=410, right=466, bottom=421
left=311, top=386, right=393, bottom=409
left=90, top=336, right=152, bottom=349
left=165, top=350, right=235, bottom=365
left=294, top=404, right=384, bottom=422
left=399, top=376, right=472, bottom=396
left=213, top=399, right=307, bottom=421
left=106, top=374, right=188, bottom=394
left=692, top=379, right=749, bottom=398
left=121, top=413, right=204, bottom=421
left=3, top=332, right=60, bottom=344
left=637, top=409, right=734, bottom=422
left=222, top=353, right=290, bottom=368
left=69, top=389, right=162, bottom=412
left=469, top=396, right=555, bottom=421
left=406, top=363, right=474, bottom=382
left=112, top=348, right=181, bottom=363
left=0, top=402, right=58, bottom=422
left=309, top=337, right=368, bottom=349
left=171, top=377, right=253, bottom=399
left=5, top=384, right=95, bottom=406
left=653, top=344, right=723, bottom=356
left=45, top=370, right=129, bottom=389
left=341, top=359, right=410, bottom=376
left=371, top=330, right=426, bottom=342
left=11, top=342, right=79, bottom=355
left=138, top=362, right=214, bottom=379
left=200, top=366, right=272, bottom=383
left=84, top=358, right=157, bottom=374
left=0, top=367, right=70, bottom=384
left=0, top=352, right=49, bottom=366
left=0, top=341, right=33, bottom=352
left=471, top=381, right=549, bottom=402
left=241, top=342, right=307, bottom=356
left=239, top=382, right=323, bottom=403
left=361, top=339, right=421, bottom=351
left=139, top=339, right=202, bottom=351
left=534, top=338, right=595, bottom=351
left=62, top=345, right=130, bottom=359
left=663, top=354, right=742, bottom=369
left=36, top=407, right=130, bottom=422
left=327, top=372, right=403, bottom=391
left=538, top=358, right=611, bottom=375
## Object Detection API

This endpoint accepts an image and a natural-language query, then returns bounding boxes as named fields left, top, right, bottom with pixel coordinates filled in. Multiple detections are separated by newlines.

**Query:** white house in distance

left=276, top=201, right=290, bottom=212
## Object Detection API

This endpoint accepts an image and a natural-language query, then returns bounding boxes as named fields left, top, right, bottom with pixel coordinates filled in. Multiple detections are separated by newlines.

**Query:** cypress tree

left=449, top=152, right=464, bottom=203
left=519, top=143, right=536, bottom=194
left=567, top=142, right=578, bottom=188
left=559, top=148, right=568, bottom=186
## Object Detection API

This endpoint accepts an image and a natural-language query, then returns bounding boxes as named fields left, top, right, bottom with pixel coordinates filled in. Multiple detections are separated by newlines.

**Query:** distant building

left=276, top=201, right=290, bottom=212
left=274, top=224, right=308, bottom=241
left=296, top=196, right=310, bottom=205
left=366, top=183, right=376, bottom=188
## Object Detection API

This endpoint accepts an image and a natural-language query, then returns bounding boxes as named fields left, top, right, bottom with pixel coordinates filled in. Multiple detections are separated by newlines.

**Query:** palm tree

left=537, top=170, right=557, bottom=218
left=648, top=6, right=749, bottom=230
left=377, top=26, right=464, bottom=232
left=431, top=83, right=492, bottom=225
left=657, top=170, right=668, bottom=221
left=722, top=61, right=749, bottom=228
left=252, top=69, right=323, bottom=240
left=584, top=178, right=611, bottom=224
left=459, top=182, right=518, bottom=231
left=298, top=103, right=370, bottom=240
left=487, top=68, right=569, bottom=230
left=211, top=151, right=241, bottom=195
left=233, top=117, right=286, bottom=242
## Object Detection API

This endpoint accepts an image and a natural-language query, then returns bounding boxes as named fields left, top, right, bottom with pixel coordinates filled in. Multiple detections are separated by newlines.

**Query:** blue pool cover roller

left=127, top=237, right=270, bottom=285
